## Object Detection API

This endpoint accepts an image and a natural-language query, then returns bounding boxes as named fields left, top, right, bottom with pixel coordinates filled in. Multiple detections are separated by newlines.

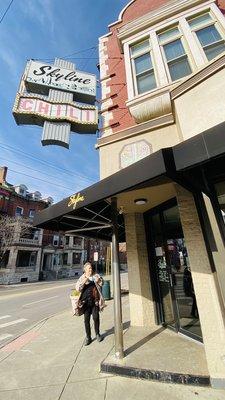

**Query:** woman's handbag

left=70, top=289, right=85, bottom=316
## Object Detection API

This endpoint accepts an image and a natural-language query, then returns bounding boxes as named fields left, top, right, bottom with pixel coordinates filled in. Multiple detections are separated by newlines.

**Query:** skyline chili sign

left=25, top=60, right=96, bottom=104
left=13, top=58, right=98, bottom=149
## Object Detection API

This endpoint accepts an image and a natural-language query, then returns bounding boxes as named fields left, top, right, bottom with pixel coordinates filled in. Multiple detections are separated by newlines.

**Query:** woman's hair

left=83, top=262, right=92, bottom=272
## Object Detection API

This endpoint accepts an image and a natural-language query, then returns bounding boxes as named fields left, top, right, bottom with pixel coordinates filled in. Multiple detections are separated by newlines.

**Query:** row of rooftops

left=0, top=166, right=54, bottom=204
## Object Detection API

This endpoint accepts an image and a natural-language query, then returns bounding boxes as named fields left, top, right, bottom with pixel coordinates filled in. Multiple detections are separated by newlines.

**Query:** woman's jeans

left=84, top=305, right=100, bottom=339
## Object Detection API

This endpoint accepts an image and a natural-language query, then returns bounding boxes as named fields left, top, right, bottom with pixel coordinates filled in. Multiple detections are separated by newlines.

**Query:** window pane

left=164, top=39, right=185, bottom=61
left=131, top=40, right=150, bottom=56
left=188, top=13, right=212, bottom=29
left=205, top=41, right=225, bottom=60
left=168, top=57, right=192, bottom=81
left=137, top=72, right=156, bottom=94
left=158, top=27, right=180, bottom=44
left=196, top=25, right=222, bottom=47
left=134, top=53, right=152, bottom=74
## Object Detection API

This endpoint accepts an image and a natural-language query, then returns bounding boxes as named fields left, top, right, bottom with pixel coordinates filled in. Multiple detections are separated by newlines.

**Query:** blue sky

left=0, top=0, right=128, bottom=202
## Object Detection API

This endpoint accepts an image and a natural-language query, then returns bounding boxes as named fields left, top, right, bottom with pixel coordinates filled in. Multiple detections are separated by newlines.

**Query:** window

left=29, top=252, right=37, bottom=267
left=53, top=235, right=59, bottom=246
left=130, top=39, right=157, bottom=95
left=188, top=13, right=225, bottom=61
left=73, top=252, right=82, bottom=265
left=158, top=27, right=192, bottom=82
left=73, top=237, right=82, bottom=246
left=63, top=253, right=68, bottom=265
left=29, top=209, right=35, bottom=219
left=15, top=206, right=23, bottom=217
left=65, top=236, right=70, bottom=245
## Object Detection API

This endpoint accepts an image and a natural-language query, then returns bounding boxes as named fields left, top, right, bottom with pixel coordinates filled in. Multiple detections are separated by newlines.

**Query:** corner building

left=98, top=0, right=225, bottom=388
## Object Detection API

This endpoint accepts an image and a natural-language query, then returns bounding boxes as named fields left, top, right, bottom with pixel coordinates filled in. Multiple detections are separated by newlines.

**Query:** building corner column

left=124, top=213, right=157, bottom=328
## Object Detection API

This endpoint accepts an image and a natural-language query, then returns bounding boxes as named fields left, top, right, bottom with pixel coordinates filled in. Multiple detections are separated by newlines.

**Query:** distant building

left=0, top=166, right=48, bottom=284
left=0, top=166, right=114, bottom=283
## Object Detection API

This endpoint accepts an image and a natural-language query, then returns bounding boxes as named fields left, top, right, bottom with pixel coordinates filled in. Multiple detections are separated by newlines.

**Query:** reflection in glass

left=150, top=205, right=202, bottom=339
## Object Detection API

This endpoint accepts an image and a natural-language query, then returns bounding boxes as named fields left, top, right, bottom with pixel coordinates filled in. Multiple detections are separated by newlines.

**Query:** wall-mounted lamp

left=134, top=198, right=147, bottom=205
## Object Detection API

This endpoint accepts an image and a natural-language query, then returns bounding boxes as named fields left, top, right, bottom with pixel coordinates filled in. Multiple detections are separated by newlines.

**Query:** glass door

left=146, top=200, right=202, bottom=341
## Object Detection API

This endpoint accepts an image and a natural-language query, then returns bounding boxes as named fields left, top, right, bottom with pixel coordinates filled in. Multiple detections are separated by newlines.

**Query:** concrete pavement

left=0, top=292, right=224, bottom=399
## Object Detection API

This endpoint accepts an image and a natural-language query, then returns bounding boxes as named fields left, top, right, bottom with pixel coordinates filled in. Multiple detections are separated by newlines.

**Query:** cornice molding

left=117, top=0, right=214, bottom=44
left=96, top=113, right=174, bottom=148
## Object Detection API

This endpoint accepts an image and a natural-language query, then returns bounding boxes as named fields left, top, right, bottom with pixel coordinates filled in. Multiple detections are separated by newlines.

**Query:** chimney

left=0, top=166, right=8, bottom=184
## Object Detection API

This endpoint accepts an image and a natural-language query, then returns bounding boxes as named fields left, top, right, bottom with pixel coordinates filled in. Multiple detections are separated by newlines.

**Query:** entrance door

left=145, top=200, right=202, bottom=341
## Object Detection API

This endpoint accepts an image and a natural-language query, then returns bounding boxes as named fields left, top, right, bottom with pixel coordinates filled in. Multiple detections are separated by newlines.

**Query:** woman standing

left=76, top=262, right=105, bottom=345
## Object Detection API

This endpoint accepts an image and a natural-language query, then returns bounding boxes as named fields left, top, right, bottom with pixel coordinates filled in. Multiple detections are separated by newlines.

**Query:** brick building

left=0, top=166, right=49, bottom=283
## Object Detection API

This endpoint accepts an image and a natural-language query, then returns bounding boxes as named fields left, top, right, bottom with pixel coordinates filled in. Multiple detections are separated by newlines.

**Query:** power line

left=34, top=46, right=97, bottom=63
left=7, top=168, right=90, bottom=191
left=0, top=143, right=95, bottom=182
left=0, top=0, right=14, bottom=24
left=0, top=156, right=93, bottom=185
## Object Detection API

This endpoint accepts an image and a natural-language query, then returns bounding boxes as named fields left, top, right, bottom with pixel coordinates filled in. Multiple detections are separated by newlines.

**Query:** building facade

left=97, top=0, right=225, bottom=388
left=34, top=0, right=225, bottom=387
left=0, top=166, right=48, bottom=283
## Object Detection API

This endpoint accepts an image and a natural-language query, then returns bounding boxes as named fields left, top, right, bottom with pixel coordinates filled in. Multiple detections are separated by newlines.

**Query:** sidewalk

left=0, top=291, right=224, bottom=399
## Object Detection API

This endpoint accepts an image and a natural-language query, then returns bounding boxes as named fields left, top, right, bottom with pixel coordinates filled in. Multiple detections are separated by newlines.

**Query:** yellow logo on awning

left=68, top=193, right=85, bottom=210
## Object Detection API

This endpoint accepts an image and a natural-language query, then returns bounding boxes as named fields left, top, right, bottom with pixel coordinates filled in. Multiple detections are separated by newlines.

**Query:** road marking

left=0, top=282, right=75, bottom=300
left=22, top=296, right=58, bottom=307
left=0, top=334, right=13, bottom=341
left=0, top=318, right=27, bottom=329
left=0, top=315, right=11, bottom=320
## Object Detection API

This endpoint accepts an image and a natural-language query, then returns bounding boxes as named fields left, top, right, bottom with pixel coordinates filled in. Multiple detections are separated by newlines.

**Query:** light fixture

left=119, top=206, right=124, bottom=214
left=134, top=198, right=147, bottom=205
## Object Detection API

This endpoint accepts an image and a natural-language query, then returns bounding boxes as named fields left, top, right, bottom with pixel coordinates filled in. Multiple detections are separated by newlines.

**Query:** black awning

left=34, top=121, right=225, bottom=241
left=173, top=121, right=225, bottom=171
left=34, top=148, right=173, bottom=240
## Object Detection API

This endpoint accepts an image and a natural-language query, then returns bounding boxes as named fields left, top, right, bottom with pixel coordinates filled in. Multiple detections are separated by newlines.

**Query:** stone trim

left=126, top=87, right=173, bottom=124
left=101, top=362, right=210, bottom=386
left=96, top=113, right=174, bottom=148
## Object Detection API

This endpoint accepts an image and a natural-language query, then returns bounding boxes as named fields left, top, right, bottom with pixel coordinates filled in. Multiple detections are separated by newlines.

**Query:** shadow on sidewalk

left=124, top=326, right=166, bottom=357
left=103, top=321, right=130, bottom=339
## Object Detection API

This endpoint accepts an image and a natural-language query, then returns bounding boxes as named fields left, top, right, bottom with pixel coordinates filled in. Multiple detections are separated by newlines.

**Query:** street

left=0, top=280, right=76, bottom=348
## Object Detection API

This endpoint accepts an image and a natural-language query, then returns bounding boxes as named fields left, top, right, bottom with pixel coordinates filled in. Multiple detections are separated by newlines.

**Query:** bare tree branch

left=0, top=216, right=32, bottom=267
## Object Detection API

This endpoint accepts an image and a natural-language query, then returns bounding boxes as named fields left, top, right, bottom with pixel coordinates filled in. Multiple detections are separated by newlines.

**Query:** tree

left=0, top=215, right=32, bottom=268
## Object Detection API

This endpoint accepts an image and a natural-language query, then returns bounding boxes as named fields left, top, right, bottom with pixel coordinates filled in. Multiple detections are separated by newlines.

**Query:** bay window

left=188, top=13, right=225, bottom=61
left=130, top=39, right=156, bottom=95
left=126, top=5, right=225, bottom=100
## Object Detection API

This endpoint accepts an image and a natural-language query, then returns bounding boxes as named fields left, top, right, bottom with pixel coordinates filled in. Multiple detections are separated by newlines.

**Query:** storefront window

left=146, top=201, right=202, bottom=340
left=215, top=181, right=225, bottom=222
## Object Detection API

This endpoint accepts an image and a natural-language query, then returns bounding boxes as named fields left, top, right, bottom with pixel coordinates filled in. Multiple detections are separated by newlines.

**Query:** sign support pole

left=42, top=59, right=75, bottom=149
left=111, top=197, right=124, bottom=359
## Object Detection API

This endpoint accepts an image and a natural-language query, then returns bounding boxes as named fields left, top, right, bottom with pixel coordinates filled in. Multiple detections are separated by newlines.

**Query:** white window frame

left=53, top=235, right=59, bottom=247
left=123, top=1, right=225, bottom=101
left=187, top=9, right=225, bottom=63
left=130, top=38, right=158, bottom=96
left=157, top=25, right=194, bottom=84
left=15, top=206, right=23, bottom=217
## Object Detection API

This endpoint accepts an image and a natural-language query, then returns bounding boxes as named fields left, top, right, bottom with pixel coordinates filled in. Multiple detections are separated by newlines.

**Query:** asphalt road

left=0, top=279, right=76, bottom=348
